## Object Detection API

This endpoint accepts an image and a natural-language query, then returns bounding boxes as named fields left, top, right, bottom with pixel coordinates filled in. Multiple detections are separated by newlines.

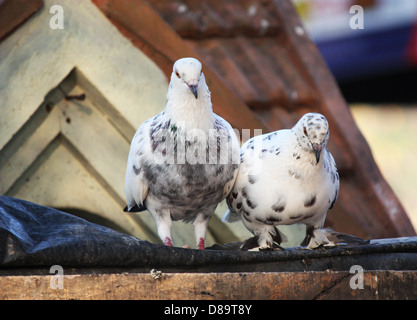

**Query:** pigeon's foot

left=240, top=226, right=286, bottom=251
left=259, top=244, right=284, bottom=251
left=241, top=236, right=284, bottom=251
left=302, top=227, right=334, bottom=249
left=193, top=214, right=209, bottom=250
left=198, top=238, right=205, bottom=250
left=164, top=237, right=173, bottom=247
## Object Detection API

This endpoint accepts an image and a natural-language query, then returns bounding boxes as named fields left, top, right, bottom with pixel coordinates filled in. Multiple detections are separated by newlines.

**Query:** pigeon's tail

left=124, top=203, right=147, bottom=213
left=322, top=228, right=370, bottom=245
left=221, top=209, right=241, bottom=223
left=302, top=227, right=369, bottom=249
left=241, top=226, right=287, bottom=251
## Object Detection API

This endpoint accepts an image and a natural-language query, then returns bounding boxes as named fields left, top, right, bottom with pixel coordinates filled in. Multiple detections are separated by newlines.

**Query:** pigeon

left=124, top=57, right=240, bottom=249
left=223, top=112, right=364, bottom=250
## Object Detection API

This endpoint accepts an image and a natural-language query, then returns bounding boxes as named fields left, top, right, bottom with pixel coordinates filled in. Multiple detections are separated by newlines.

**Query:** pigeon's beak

left=188, top=84, right=198, bottom=99
left=312, top=143, right=322, bottom=164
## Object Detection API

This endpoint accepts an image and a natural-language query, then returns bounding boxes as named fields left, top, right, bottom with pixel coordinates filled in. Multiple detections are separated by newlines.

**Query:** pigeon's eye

left=175, top=71, right=180, bottom=78
left=303, top=127, right=308, bottom=136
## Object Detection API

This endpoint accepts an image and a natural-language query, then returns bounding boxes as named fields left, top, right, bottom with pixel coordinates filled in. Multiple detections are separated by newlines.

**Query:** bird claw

left=198, top=238, right=205, bottom=250
left=248, top=241, right=284, bottom=251
left=259, top=246, right=284, bottom=251
left=248, top=246, right=284, bottom=252
left=164, top=237, right=173, bottom=247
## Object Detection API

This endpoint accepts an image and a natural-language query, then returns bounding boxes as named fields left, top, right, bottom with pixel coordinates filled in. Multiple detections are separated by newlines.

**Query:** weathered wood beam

left=0, top=270, right=416, bottom=300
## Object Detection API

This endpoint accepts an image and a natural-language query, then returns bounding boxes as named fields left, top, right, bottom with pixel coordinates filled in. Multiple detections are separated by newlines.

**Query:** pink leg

left=198, top=238, right=205, bottom=250
left=164, top=237, right=173, bottom=247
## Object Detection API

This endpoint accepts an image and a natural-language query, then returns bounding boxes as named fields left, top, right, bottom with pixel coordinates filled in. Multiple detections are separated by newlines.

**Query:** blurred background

left=293, top=0, right=417, bottom=230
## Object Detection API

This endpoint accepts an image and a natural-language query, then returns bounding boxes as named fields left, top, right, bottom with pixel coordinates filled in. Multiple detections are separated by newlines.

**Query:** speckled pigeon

left=125, top=57, right=240, bottom=249
left=222, top=112, right=359, bottom=250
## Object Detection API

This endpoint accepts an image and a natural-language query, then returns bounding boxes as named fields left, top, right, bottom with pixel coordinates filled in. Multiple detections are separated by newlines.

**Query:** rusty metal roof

left=148, top=0, right=314, bottom=109
left=0, top=0, right=43, bottom=41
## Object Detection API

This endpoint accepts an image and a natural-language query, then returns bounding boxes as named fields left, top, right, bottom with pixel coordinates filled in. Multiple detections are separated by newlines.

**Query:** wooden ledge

left=1, top=270, right=416, bottom=300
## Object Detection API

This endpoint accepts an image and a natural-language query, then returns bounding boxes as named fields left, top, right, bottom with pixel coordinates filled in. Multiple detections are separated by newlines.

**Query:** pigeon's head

left=171, top=57, right=204, bottom=99
left=295, top=113, right=330, bottom=164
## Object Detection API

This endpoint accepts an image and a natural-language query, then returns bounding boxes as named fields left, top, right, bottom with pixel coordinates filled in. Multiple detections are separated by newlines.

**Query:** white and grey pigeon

left=124, top=57, right=240, bottom=250
left=223, top=112, right=367, bottom=250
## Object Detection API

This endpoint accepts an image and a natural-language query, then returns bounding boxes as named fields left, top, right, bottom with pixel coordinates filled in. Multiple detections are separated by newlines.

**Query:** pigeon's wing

left=221, top=134, right=258, bottom=223
left=324, top=148, right=340, bottom=210
left=221, top=168, right=238, bottom=203
left=214, top=115, right=241, bottom=201
left=124, top=120, right=152, bottom=212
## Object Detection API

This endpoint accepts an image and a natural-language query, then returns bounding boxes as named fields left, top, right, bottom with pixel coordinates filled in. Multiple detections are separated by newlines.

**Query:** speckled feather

left=223, top=113, right=340, bottom=250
